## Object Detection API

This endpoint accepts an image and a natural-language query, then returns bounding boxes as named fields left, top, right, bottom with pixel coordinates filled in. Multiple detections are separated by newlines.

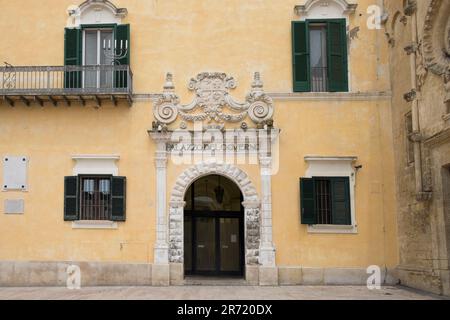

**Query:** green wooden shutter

left=64, top=176, right=79, bottom=221
left=111, top=176, right=126, bottom=221
left=64, top=28, right=82, bottom=89
left=331, top=177, right=351, bottom=225
left=292, top=21, right=310, bottom=92
left=114, top=24, right=130, bottom=89
left=115, top=24, right=130, bottom=65
left=300, top=178, right=316, bottom=224
left=327, top=19, right=348, bottom=92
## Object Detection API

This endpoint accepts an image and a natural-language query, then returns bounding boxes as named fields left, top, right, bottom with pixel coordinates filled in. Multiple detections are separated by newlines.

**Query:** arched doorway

left=183, top=175, right=245, bottom=277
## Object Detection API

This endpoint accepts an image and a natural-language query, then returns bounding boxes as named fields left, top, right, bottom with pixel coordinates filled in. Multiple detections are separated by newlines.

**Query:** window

left=64, top=24, right=130, bottom=89
left=79, top=176, right=111, bottom=220
left=292, top=19, right=348, bottom=92
left=64, top=175, right=126, bottom=222
left=309, top=24, right=328, bottom=92
left=405, top=112, right=415, bottom=165
left=83, top=28, right=114, bottom=88
left=184, top=175, right=243, bottom=212
left=314, top=178, right=332, bottom=224
left=300, top=177, right=351, bottom=225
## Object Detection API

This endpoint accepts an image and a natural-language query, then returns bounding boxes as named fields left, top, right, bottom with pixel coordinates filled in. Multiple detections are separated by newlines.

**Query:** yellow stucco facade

left=0, top=0, right=402, bottom=286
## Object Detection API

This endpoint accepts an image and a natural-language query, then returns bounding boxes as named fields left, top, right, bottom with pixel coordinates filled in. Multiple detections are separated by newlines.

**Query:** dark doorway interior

left=184, top=175, right=244, bottom=277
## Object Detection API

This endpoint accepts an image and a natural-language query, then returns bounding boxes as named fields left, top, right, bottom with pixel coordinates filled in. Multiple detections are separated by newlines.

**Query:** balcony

left=0, top=65, right=133, bottom=107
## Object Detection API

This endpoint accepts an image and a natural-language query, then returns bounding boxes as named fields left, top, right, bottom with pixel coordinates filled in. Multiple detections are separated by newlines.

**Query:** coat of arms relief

left=153, top=72, right=274, bottom=128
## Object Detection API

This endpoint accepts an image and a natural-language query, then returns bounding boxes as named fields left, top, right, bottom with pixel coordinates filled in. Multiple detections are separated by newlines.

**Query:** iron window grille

left=79, top=175, right=112, bottom=221
left=314, top=178, right=332, bottom=224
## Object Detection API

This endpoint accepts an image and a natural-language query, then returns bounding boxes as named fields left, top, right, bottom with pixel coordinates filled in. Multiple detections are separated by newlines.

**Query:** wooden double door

left=184, top=211, right=244, bottom=277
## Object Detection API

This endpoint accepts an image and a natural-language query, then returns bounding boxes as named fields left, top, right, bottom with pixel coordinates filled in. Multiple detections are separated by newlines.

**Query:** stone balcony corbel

left=408, top=131, right=423, bottom=143
left=404, top=43, right=418, bottom=55
left=403, top=89, right=417, bottom=102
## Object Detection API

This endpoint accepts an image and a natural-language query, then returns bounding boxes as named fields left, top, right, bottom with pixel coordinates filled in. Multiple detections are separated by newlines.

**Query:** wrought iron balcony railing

left=0, top=65, right=133, bottom=106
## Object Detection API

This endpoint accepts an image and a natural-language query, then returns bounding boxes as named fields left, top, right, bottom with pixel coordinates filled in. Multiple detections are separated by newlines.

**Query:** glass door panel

left=219, top=218, right=241, bottom=272
left=84, top=30, right=98, bottom=88
left=100, top=30, right=113, bottom=88
left=195, top=217, right=216, bottom=272
left=309, top=24, right=328, bottom=92
left=83, top=29, right=114, bottom=89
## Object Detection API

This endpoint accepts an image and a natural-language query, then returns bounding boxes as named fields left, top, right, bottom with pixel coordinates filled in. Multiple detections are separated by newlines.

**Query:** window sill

left=71, top=220, right=118, bottom=229
left=307, top=224, right=358, bottom=234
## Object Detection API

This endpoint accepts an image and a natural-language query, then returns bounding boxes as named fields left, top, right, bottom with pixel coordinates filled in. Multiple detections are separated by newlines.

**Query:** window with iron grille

left=292, top=19, right=348, bottom=93
left=300, top=176, right=351, bottom=225
left=314, top=178, right=332, bottom=224
left=79, top=176, right=112, bottom=220
left=309, top=24, right=328, bottom=92
left=64, top=175, right=126, bottom=222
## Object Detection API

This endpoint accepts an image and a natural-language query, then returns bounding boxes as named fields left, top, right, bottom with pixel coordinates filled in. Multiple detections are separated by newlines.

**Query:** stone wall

left=385, top=0, right=450, bottom=296
left=0, top=261, right=399, bottom=287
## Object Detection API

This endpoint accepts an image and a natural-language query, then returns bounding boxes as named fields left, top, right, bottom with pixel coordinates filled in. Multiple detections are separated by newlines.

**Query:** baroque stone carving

left=294, top=0, right=357, bottom=16
left=422, top=0, right=450, bottom=77
left=403, top=89, right=417, bottom=102
left=349, top=27, right=360, bottom=41
left=385, top=32, right=395, bottom=48
left=153, top=73, right=179, bottom=124
left=414, top=41, right=429, bottom=91
left=169, top=162, right=259, bottom=203
left=404, top=43, right=418, bottom=55
left=67, top=0, right=128, bottom=27
left=444, top=72, right=450, bottom=107
left=416, top=60, right=428, bottom=91
left=153, top=72, right=274, bottom=126
left=403, top=0, right=417, bottom=17
left=399, top=16, right=408, bottom=26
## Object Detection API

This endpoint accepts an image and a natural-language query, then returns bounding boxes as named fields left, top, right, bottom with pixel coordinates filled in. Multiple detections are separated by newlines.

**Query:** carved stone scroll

left=153, top=72, right=274, bottom=126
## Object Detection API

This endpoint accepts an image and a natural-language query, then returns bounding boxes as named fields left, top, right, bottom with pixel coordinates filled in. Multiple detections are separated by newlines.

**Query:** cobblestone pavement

left=0, top=285, right=446, bottom=300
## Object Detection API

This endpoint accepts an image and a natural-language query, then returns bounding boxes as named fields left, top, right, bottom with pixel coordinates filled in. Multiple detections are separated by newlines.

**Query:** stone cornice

left=147, top=130, right=172, bottom=143
left=134, top=92, right=392, bottom=102
left=72, top=154, right=120, bottom=160
left=305, top=156, right=358, bottom=162
left=267, top=92, right=392, bottom=101
left=424, top=127, right=450, bottom=148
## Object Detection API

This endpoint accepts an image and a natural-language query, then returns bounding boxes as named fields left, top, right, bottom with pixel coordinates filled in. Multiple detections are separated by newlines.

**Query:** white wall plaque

left=4, top=199, right=24, bottom=214
left=3, top=156, right=28, bottom=191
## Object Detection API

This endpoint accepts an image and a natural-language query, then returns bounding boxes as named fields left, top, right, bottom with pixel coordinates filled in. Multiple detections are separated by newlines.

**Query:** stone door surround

left=168, top=162, right=261, bottom=267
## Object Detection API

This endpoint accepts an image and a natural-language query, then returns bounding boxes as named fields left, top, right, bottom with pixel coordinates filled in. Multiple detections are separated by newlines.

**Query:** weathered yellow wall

left=0, top=0, right=398, bottom=269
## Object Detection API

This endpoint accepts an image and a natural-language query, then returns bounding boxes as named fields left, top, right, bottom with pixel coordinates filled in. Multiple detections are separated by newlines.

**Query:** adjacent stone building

left=384, top=0, right=450, bottom=295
